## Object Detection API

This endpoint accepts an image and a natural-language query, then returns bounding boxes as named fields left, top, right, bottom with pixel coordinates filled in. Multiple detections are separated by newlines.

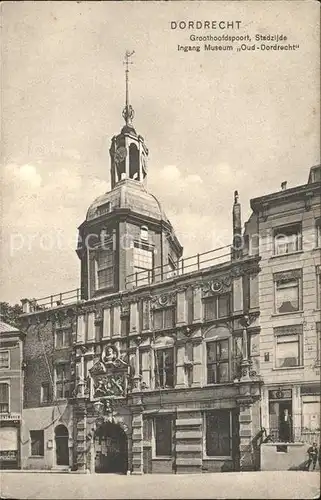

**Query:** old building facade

left=249, top=167, right=321, bottom=458
left=19, top=84, right=263, bottom=473
left=249, top=166, right=321, bottom=445
left=17, top=66, right=320, bottom=473
left=0, top=320, right=25, bottom=469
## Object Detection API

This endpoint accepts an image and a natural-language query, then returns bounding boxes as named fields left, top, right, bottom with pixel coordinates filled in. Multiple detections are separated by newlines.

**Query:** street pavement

left=0, top=470, right=320, bottom=499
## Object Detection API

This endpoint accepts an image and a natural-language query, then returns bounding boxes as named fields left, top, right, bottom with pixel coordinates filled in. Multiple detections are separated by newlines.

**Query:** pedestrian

left=306, top=442, right=318, bottom=471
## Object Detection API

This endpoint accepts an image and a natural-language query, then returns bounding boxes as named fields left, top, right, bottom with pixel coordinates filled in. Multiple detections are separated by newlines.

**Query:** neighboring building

left=0, top=319, right=25, bottom=469
left=249, top=166, right=321, bottom=470
left=19, top=79, right=263, bottom=473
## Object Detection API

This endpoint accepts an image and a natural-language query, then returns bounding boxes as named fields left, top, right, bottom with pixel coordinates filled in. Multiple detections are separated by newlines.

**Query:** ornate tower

left=110, top=51, right=148, bottom=188
left=77, top=52, right=183, bottom=299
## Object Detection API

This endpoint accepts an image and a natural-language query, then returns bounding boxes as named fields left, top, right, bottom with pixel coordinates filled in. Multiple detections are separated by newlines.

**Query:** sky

left=1, top=0, right=320, bottom=305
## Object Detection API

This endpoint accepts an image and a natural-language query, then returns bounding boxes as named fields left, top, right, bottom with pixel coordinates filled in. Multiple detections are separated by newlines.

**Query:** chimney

left=233, top=190, right=242, bottom=234
left=232, top=190, right=243, bottom=260
left=281, top=181, right=287, bottom=190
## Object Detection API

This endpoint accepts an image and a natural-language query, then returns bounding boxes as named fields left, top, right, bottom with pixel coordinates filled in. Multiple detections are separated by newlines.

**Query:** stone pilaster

left=132, top=346, right=141, bottom=392
left=113, top=305, right=121, bottom=338
left=261, top=386, right=269, bottom=431
left=87, top=312, right=95, bottom=342
left=76, top=314, right=86, bottom=343
left=236, top=380, right=261, bottom=471
left=131, top=413, right=143, bottom=474
left=102, top=308, right=111, bottom=339
left=292, top=385, right=301, bottom=441
left=141, top=300, right=151, bottom=331
left=233, top=276, right=243, bottom=313
left=175, top=409, right=203, bottom=474
left=130, top=301, right=139, bottom=334
left=127, top=434, right=133, bottom=474
left=175, top=344, right=186, bottom=388
left=238, top=404, right=254, bottom=471
left=76, top=357, right=85, bottom=398
left=192, top=339, right=203, bottom=387
left=75, top=406, right=87, bottom=473
left=176, top=289, right=187, bottom=326
left=141, top=350, right=151, bottom=389
left=192, top=286, right=202, bottom=323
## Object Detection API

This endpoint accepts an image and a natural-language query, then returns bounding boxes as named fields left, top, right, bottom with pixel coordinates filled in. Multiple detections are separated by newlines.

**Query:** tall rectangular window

left=0, top=351, right=10, bottom=369
left=205, top=410, right=231, bottom=457
left=30, top=430, right=44, bottom=456
left=154, top=415, right=172, bottom=457
left=206, top=339, right=230, bottom=384
left=55, top=364, right=70, bottom=399
left=273, top=224, right=302, bottom=255
left=154, top=348, right=174, bottom=388
left=95, top=242, right=114, bottom=290
left=133, top=242, right=153, bottom=286
left=121, top=315, right=130, bottom=337
left=218, top=294, right=230, bottom=318
left=0, top=383, right=9, bottom=413
left=55, top=328, right=72, bottom=349
left=41, top=383, right=51, bottom=403
left=153, top=307, right=175, bottom=330
left=274, top=270, right=302, bottom=314
left=275, top=325, right=303, bottom=368
left=203, top=294, right=230, bottom=321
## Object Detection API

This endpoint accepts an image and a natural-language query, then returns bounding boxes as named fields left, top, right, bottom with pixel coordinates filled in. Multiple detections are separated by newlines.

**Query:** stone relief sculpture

left=88, top=343, right=129, bottom=400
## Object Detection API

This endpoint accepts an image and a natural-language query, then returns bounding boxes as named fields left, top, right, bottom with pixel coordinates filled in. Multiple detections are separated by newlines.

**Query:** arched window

left=129, top=144, right=139, bottom=180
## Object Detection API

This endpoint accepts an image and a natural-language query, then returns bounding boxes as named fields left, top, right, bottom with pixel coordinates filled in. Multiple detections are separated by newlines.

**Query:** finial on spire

left=234, top=190, right=239, bottom=204
left=122, top=50, right=135, bottom=127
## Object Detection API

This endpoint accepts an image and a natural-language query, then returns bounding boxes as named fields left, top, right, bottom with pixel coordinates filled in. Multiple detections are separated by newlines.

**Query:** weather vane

left=122, top=50, right=135, bottom=126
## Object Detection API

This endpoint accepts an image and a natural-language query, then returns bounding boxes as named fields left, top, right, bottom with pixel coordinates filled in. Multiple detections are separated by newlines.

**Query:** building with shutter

left=0, top=319, right=25, bottom=469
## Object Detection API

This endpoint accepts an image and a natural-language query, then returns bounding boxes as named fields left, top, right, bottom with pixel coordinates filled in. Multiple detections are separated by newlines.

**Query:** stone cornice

left=250, top=181, right=320, bottom=214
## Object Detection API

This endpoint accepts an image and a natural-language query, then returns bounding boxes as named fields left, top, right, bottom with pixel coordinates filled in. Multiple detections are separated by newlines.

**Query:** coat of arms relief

left=89, top=344, right=129, bottom=400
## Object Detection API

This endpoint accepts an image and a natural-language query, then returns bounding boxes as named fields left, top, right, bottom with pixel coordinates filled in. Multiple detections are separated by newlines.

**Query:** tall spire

left=122, top=50, right=135, bottom=128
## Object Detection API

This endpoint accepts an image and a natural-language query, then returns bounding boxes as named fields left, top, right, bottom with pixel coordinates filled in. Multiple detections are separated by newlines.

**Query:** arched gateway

left=94, top=421, right=128, bottom=474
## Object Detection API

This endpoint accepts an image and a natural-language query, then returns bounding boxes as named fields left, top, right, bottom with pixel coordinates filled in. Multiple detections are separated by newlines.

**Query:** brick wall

left=23, top=318, right=74, bottom=409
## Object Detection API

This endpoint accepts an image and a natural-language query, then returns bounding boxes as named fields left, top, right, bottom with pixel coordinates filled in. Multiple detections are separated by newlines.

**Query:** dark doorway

left=269, top=399, right=293, bottom=442
left=278, top=401, right=292, bottom=442
left=95, top=421, right=128, bottom=474
left=54, top=425, right=69, bottom=466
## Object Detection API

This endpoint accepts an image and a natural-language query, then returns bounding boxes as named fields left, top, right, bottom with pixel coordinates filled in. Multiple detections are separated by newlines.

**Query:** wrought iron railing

left=26, top=245, right=232, bottom=310
left=126, top=244, right=232, bottom=289
left=26, top=288, right=81, bottom=312
left=268, top=427, right=320, bottom=445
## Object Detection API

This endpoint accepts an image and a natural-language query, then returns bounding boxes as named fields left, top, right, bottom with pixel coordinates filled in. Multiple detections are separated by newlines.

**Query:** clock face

left=114, top=146, right=127, bottom=164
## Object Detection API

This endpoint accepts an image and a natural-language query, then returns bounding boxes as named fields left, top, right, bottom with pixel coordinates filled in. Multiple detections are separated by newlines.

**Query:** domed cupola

left=77, top=51, right=183, bottom=300
left=110, top=50, right=148, bottom=189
